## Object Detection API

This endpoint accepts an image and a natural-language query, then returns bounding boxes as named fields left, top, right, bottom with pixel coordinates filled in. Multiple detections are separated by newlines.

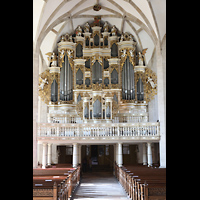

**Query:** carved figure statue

left=75, top=25, right=82, bottom=36
left=120, top=33, right=124, bottom=42
left=84, top=22, right=90, bottom=33
left=46, top=52, right=57, bottom=66
left=147, top=76, right=156, bottom=88
left=67, top=50, right=73, bottom=58
left=111, top=25, right=117, bottom=36
left=103, top=21, right=109, bottom=32
left=121, top=49, right=126, bottom=58
left=129, top=34, right=134, bottom=41
left=51, top=52, right=57, bottom=66
left=129, top=49, right=135, bottom=58
left=60, top=35, right=66, bottom=42
left=138, top=48, right=148, bottom=66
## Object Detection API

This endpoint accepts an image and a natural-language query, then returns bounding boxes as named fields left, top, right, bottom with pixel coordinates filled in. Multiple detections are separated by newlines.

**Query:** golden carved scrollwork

left=76, top=100, right=83, bottom=118
left=38, top=69, right=51, bottom=104
left=92, top=83, right=102, bottom=91
left=93, top=95, right=101, bottom=103
left=91, top=54, right=103, bottom=66
left=112, top=99, right=119, bottom=117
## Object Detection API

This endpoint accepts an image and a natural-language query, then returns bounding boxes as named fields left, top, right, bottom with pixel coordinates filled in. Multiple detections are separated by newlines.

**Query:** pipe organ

left=38, top=17, right=157, bottom=123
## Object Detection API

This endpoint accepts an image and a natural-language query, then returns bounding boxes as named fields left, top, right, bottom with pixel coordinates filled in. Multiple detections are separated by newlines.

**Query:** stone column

left=147, top=142, right=152, bottom=167
left=78, top=144, right=82, bottom=164
left=118, top=143, right=123, bottom=167
left=116, top=143, right=118, bottom=165
left=47, top=143, right=52, bottom=166
left=156, top=40, right=166, bottom=168
left=73, top=143, right=78, bottom=168
left=143, top=143, right=147, bottom=165
left=42, top=143, right=47, bottom=169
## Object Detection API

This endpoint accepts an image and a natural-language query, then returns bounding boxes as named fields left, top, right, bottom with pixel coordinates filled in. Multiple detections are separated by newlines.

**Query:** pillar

left=143, top=143, right=147, bottom=165
left=73, top=143, right=78, bottom=168
left=47, top=143, right=52, bottom=166
left=116, top=143, right=118, bottom=165
left=78, top=144, right=82, bottom=164
left=42, top=143, right=47, bottom=169
left=156, top=40, right=166, bottom=168
left=147, top=142, right=152, bottom=167
left=118, top=143, right=123, bottom=167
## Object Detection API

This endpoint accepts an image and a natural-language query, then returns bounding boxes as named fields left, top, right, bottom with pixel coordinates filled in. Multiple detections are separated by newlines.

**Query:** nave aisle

left=72, top=172, right=129, bottom=199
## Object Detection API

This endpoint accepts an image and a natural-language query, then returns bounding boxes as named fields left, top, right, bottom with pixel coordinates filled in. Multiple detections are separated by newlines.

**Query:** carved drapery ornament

left=58, top=49, right=74, bottom=69
left=120, top=47, right=136, bottom=70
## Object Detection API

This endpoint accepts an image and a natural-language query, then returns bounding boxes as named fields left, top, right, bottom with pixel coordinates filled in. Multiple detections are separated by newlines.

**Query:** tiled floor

left=72, top=172, right=130, bottom=200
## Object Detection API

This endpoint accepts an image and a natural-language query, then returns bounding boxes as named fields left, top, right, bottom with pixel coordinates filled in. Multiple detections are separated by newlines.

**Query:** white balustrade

left=38, top=122, right=160, bottom=140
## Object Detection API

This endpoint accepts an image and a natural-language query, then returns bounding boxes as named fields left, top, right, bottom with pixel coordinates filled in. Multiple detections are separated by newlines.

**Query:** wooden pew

left=115, top=164, right=166, bottom=200
left=33, top=166, right=81, bottom=200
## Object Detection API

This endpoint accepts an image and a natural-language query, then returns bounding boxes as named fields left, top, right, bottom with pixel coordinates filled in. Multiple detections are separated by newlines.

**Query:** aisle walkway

left=72, top=172, right=129, bottom=200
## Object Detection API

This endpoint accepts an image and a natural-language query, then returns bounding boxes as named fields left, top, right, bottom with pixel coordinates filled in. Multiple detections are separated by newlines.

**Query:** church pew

left=33, top=168, right=74, bottom=176
left=115, top=164, right=166, bottom=200
left=33, top=166, right=81, bottom=200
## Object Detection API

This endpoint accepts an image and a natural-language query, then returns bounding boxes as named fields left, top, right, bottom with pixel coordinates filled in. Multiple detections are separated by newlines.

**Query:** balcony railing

left=37, top=122, right=160, bottom=141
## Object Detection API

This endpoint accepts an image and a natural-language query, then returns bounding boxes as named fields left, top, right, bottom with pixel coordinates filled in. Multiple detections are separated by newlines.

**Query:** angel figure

left=69, top=35, right=73, bottom=42
left=84, top=22, right=90, bottom=33
left=120, top=33, right=124, bottom=42
left=75, top=25, right=82, bottom=36
left=129, top=49, right=135, bottom=58
left=60, top=35, right=66, bottom=42
left=121, top=49, right=127, bottom=57
left=147, top=76, right=156, bottom=89
left=46, top=52, right=57, bottom=67
left=67, top=50, right=73, bottom=58
left=103, top=21, right=109, bottom=32
left=138, top=48, right=148, bottom=66
left=91, top=55, right=96, bottom=65
left=111, top=25, right=117, bottom=36
left=39, top=77, right=48, bottom=90
left=129, top=34, right=134, bottom=41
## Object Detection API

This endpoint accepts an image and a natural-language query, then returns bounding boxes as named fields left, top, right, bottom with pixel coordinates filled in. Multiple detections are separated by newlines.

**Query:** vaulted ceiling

left=33, top=0, right=166, bottom=67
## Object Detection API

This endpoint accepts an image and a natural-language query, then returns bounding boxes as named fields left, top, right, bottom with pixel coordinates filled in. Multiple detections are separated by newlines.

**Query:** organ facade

left=37, top=18, right=159, bottom=169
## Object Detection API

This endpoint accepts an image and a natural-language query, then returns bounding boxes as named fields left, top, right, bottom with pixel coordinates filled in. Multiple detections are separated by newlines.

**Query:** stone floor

left=72, top=172, right=130, bottom=200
